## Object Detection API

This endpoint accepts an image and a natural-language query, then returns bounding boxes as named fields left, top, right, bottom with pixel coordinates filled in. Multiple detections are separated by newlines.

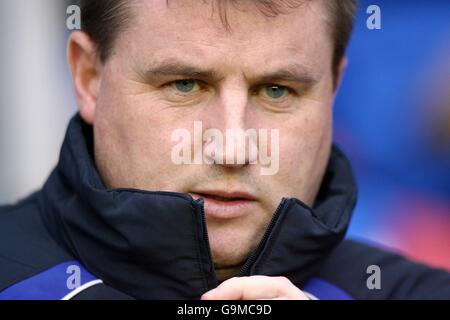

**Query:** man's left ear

left=333, top=57, right=348, bottom=94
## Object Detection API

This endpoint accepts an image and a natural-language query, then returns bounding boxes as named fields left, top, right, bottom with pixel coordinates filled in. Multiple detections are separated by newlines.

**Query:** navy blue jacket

left=1, top=114, right=449, bottom=300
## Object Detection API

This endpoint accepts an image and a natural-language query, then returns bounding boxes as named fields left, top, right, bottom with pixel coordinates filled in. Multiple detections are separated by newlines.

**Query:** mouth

left=189, top=190, right=257, bottom=219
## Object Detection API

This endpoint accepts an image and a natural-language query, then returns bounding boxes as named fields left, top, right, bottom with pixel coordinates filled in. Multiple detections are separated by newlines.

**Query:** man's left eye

left=171, top=80, right=200, bottom=93
left=260, top=85, right=289, bottom=99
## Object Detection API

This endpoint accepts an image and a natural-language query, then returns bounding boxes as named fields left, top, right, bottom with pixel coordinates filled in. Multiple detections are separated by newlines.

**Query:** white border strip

left=61, top=279, right=104, bottom=300
left=303, top=291, right=319, bottom=300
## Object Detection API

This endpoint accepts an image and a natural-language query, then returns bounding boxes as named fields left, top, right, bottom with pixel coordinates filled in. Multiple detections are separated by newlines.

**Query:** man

left=0, top=0, right=449, bottom=300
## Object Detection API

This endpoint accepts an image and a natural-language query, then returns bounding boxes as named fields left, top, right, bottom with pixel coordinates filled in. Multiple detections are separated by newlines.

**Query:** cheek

left=280, top=103, right=331, bottom=163
left=98, top=75, right=180, bottom=157
left=95, top=81, right=195, bottom=187
left=274, top=102, right=332, bottom=199
left=118, top=104, right=187, bottom=170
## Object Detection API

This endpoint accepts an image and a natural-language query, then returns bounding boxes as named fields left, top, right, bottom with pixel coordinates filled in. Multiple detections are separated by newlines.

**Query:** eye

left=172, top=79, right=200, bottom=93
left=261, top=85, right=289, bottom=99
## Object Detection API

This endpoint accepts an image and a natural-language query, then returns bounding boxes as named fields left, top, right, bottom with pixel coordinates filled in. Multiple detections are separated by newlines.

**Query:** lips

left=189, top=190, right=257, bottom=219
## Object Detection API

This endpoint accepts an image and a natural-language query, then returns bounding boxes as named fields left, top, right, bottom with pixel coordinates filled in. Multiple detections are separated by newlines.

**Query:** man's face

left=89, top=0, right=338, bottom=278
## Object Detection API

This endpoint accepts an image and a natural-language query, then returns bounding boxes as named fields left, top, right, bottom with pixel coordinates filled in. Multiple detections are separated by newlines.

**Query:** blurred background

left=0, top=0, right=449, bottom=270
left=0, top=0, right=76, bottom=203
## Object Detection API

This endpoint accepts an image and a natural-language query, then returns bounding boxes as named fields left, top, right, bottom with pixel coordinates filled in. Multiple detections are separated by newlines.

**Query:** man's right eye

left=171, top=80, right=201, bottom=93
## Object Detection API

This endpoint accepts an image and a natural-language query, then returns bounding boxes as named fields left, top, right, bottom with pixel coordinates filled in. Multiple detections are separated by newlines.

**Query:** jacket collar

left=38, top=114, right=357, bottom=299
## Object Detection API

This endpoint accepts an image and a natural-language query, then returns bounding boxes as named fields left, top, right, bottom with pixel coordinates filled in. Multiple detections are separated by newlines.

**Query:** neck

left=215, top=265, right=242, bottom=283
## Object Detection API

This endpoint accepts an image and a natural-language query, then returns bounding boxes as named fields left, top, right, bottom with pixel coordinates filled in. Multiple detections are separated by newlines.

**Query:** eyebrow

left=144, top=61, right=221, bottom=81
left=254, top=66, right=319, bottom=86
left=144, top=60, right=318, bottom=86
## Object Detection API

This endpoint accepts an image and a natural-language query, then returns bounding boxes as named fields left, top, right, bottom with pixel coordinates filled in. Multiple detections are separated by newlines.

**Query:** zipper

left=239, top=198, right=290, bottom=276
left=194, top=198, right=218, bottom=290
left=193, top=197, right=290, bottom=288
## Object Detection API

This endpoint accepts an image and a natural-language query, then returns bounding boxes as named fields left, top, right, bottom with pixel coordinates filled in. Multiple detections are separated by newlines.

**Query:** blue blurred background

left=0, top=1, right=449, bottom=270
left=335, top=0, right=450, bottom=270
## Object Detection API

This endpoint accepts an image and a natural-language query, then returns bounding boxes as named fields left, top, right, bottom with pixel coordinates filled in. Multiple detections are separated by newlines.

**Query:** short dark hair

left=79, top=0, right=358, bottom=75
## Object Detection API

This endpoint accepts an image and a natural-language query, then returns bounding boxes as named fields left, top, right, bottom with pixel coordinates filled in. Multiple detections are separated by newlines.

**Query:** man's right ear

left=67, top=31, right=100, bottom=125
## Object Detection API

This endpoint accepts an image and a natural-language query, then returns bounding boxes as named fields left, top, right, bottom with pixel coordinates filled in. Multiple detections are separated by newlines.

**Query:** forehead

left=118, top=0, right=333, bottom=73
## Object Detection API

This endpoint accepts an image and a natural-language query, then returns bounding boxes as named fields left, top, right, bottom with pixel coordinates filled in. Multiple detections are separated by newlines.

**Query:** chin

left=209, top=234, right=258, bottom=270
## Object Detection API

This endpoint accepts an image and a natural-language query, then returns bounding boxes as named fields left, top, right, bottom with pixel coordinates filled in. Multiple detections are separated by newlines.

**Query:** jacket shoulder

left=314, top=239, right=450, bottom=299
left=0, top=193, right=73, bottom=292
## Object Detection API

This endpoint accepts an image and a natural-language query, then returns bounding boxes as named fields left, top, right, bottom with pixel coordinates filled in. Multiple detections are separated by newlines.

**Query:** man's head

left=79, top=0, right=356, bottom=76
left=68, top=0, right=357, bottom=280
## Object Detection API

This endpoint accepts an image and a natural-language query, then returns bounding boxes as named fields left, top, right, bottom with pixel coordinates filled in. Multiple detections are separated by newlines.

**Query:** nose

left=202, top=129, right=259, bottom=168
left=201, top=85, right=258, bottom=168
